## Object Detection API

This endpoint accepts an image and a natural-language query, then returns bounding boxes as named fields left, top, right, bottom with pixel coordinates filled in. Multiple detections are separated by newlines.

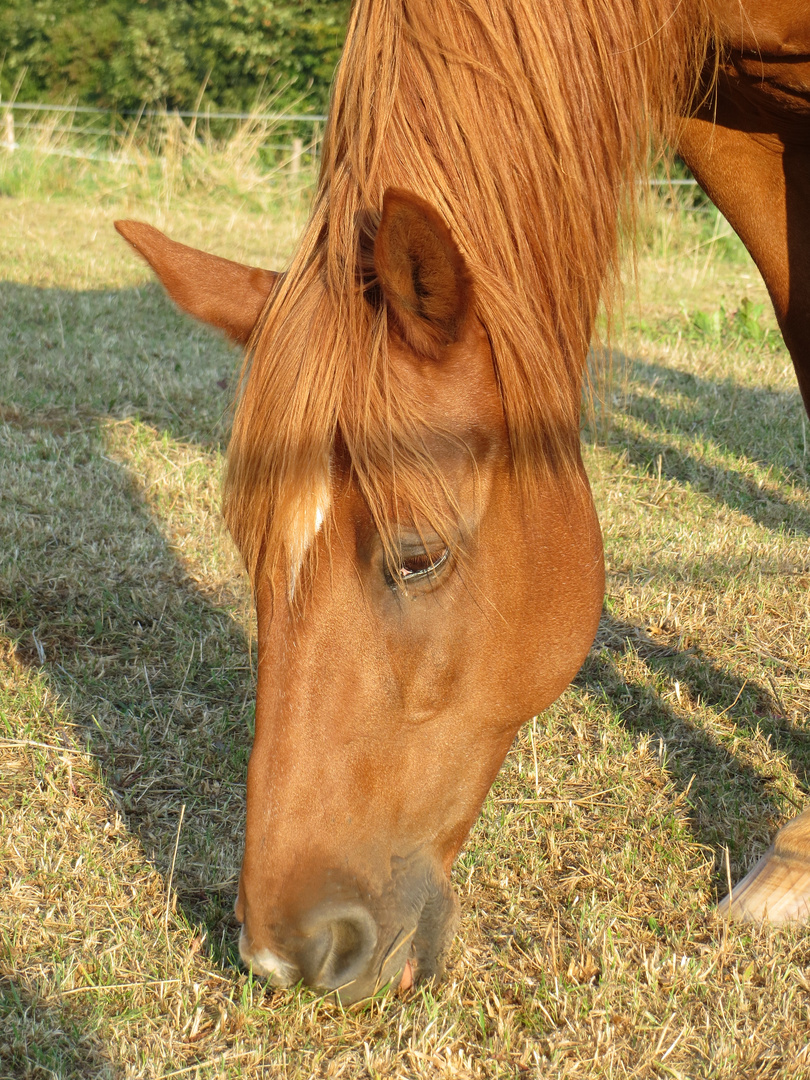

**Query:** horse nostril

left=303, top=903, right=378, bottom=990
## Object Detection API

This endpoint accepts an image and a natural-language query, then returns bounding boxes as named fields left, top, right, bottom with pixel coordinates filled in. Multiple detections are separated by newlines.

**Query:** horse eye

left=386, top=547, right=450, bottom=588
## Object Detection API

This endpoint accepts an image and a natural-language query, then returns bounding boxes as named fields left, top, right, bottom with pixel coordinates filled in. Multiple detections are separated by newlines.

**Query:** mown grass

left=1, top=162, right=809, bottom=1078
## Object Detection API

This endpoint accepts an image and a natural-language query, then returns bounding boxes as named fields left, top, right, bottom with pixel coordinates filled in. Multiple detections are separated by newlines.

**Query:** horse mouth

left=393, top=881, right=459, bottom=995
left=398, top=953, right=416, bottom=991
left=392, top=935, right=424, bottom=994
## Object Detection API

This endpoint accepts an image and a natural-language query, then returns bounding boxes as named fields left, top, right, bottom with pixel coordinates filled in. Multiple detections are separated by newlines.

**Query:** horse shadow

left=580, top=349, right=809, bottom=881
left=1, top=280, right=253, bottom=1066
left=0, top=976, right=115, bottom=1079
left=575, top=613, right=809, bottom=885
left=601, top=352, right=810, bottom=536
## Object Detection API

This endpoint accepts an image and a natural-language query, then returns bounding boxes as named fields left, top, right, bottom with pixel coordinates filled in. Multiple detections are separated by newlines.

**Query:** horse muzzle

left=236, top=865, right=459, bottom=1003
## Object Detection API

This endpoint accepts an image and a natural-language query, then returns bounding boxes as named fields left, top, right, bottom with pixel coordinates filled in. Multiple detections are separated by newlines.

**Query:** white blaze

left=287, top=471, right=331, bottom=599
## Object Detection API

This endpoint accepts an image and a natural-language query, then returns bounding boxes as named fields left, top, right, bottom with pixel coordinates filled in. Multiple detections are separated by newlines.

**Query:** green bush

left=0, top=0, right=349, bottom=113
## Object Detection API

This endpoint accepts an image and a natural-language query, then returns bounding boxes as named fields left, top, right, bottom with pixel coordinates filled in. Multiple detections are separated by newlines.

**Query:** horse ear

left=115, top=220, right=279, bottom=345
left=373, top=189, right=472, bottom=358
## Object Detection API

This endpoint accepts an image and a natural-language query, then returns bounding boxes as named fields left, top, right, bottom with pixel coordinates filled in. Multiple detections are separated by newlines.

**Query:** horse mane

left=224, top=0, right=712, bottom=587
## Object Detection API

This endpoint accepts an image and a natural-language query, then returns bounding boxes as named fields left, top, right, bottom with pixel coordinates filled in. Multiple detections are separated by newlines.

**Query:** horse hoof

left=719, top=808, right=810, bottom=925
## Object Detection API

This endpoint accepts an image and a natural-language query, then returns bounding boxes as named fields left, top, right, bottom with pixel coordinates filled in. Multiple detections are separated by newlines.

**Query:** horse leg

left=679, top=106, right=810, bottom=924
left=718, top=807, right=810, bottom=924
left=678, top=112, right=810, bottom=417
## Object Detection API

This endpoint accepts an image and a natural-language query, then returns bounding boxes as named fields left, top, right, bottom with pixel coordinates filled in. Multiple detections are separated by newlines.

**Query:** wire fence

left=0, top=99, right=327, bottom=172
left=1, top=98, right=699, bottom=186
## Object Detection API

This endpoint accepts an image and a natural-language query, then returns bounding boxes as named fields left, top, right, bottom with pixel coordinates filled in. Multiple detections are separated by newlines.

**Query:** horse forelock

left=224, top=0, right=714, bottom=588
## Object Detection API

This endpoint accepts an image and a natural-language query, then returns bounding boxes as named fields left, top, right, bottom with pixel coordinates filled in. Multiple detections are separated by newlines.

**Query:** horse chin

left=330, top=871, right=459, bottom=1004
left=400, top=876, right=460, bottom=992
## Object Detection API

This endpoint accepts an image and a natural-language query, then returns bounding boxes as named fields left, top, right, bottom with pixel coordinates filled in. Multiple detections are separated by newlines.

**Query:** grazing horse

left=117, top=0, right=810, bottom=1002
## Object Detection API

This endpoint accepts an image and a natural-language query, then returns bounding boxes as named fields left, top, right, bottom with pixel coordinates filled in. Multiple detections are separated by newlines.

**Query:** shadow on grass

left=0, top=279, right=241, bottom=451
left=0, top=977, right=114, bottom=1080
left=603, top=353, right=810, bottom=536
left=0, top=277, right=252, bottom=900
left=586, top=351, right=810, bottom=881
left=576, top=612, right=810, bottom=887
left=0, top=281, right=252, bottom=1064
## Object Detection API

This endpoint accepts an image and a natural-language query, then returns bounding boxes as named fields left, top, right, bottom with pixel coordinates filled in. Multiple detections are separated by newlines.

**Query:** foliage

left=0, top=0, right=350, bottom=113
left=645, top=297, right=775, bottom=352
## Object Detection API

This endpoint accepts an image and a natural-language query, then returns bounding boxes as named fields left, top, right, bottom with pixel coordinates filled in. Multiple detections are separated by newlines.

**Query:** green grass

left=1, top=170, right=809, bottom=1078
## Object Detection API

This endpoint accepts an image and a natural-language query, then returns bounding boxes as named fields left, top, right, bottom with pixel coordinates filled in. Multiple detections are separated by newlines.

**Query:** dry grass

left=1, top=180, right=809, bottom=1078
left=1, top=101, right=320, bottom=211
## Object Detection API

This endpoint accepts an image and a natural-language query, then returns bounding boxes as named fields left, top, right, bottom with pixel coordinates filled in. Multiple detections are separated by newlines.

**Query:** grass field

left=1, top=159, right=809, bottom=1079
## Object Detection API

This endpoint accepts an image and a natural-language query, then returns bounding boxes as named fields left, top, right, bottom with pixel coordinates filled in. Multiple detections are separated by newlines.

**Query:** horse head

left=117, top=189, right=604, bottom=1001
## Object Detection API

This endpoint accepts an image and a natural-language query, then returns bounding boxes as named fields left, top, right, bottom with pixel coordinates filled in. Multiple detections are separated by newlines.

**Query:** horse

left=116, top=0, right=810, bottom=1003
